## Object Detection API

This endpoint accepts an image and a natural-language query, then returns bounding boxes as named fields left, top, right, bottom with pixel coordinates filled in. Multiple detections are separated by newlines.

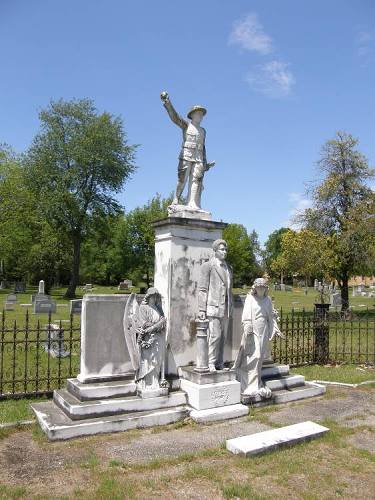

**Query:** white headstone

left=38, top=280, right=45, bottom=295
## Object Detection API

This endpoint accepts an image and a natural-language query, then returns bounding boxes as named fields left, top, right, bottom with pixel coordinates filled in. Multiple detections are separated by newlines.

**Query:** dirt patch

left=346, top=429, right=375, bottom=454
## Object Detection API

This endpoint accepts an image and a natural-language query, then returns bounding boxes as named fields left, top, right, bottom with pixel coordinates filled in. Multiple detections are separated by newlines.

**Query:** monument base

left=31, top=375, right=188, bottom=440
left=167, top=204, right=212, bottom=221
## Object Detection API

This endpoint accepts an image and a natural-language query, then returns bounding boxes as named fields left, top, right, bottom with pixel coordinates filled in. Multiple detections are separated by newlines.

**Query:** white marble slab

left=190, top=403, right=248, bottom=423
left=181, top=378, right=241, bottom=410
left=226, top=421, right=329, bottom=457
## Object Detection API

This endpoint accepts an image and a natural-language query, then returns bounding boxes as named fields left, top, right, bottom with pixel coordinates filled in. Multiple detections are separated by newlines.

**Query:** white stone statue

left=234, top=278, right=283, bottom=400
left=198, top=239, right=233, bottom=372
left=160, top=91, right=215, bottom=211
left=123, top=288, right=168, bottom=397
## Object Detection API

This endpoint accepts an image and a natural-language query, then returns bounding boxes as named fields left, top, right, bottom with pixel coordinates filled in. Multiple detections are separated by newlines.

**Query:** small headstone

left=6, top=294, right=17, bottom=303
left=44, top=323, right=70, bottom=358
left=285, top=285, right=292, bottom=292
left=32, top=294, right=51, bottom=304
left=280, top=284, right=286, bottom=291
left=330, top=292, right=342, bottom=307
left=34, top=298, right=57, bottom=314
left=70, top=299, right=82, bottom=315
left=14, top=282, right=26, bottom=293
left=314, top=279, right=319, bottom=290
left=38, top=280, right=45, bottom=295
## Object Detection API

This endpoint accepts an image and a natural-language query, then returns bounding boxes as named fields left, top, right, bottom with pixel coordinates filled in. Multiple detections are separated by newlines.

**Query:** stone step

left=67, top=377, right=137, bottom=401
left=54, top=389, right=187, bottom=420
left=190, top=403, right=249, bottom=424
left=261, top=364, right=290, bottom=379
left=31, top=401, right=188, bottom=441
left=273, top=382, right=326, bottom=404
left=226, top=421, right=329, bottom=457
left=265, top=374, right=305, bottom=391
left=247, top=382, right=326, bottom=408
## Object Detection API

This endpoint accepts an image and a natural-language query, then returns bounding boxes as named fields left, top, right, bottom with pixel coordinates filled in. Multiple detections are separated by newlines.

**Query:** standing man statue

left=160, top=91, right=215, bottom=210
left=198, top=239, right=233, bottom=372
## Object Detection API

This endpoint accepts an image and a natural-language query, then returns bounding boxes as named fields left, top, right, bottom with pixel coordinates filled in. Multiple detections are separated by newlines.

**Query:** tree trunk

left=64, top=234, right=81, bottom=299
left=340, top=273, right=349, bottom=312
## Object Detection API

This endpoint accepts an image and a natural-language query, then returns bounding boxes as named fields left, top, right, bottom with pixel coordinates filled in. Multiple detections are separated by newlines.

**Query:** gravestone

left=14, top=282, right=26, bottom=293
left=314, top=279, right=319, bottom=290
left=34, top=298, right=56, bottom=314
left=44, top=323, right=70, bottom=358
left=118, top=281, right=128, bottom=290
left=31, top=294, right=51, bottom=303
left=330, top=292, right=342, bottom=307
left=38, top=280, right=45, bottom=295
left=274, top=283, right=281, bottom=291
left=280, top=284, right=286, bottom=291
left=285, top=285, right=292, bottom=292
left=4, top=293, right=17, bottom=311
left=70, top=299, right=82, bottom=315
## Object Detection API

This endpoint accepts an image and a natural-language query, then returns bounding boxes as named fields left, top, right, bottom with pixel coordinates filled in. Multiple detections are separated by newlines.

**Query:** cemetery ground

left=0, top=383, right=374, bottom=499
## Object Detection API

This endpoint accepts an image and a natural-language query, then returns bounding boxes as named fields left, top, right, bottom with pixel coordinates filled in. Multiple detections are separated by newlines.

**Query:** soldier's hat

left=187, top=105, right=207, bottom=119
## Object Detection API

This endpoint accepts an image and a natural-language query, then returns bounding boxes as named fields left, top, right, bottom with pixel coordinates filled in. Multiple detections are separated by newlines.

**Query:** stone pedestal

left=153, top=217, right=227, bottom=376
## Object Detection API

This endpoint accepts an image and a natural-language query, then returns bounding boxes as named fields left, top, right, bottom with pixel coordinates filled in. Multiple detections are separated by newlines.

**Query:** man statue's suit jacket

left=198, top=258, right=233, bottom=318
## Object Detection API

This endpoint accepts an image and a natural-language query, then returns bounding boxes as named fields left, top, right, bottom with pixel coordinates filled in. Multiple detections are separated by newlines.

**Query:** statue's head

left=251, top=278, right=269, bottom=297
left=143, top=287, right=161, bottom=306
left=212, top=239, right=228, bottom=261
left=187, top=105, right=207, bottom=125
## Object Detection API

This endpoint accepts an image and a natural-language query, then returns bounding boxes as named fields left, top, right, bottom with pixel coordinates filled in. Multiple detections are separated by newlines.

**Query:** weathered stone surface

left=70, top=299, right=82, bottom=315
left=153, top=217, right=228, bottom=376
left=31, top=401, right=188, bottom=441
left=77, top=294, right=133, bottom=383
left=34, top=299, right=56, bottom=314
left=190, top=403, right=248, bottom=423
left=67, top=377, right=137, bottom=401
left=180, top=378, right=241, bottom=410
left=53, top=388, right=187, bottom=420
left=226, top=421, right=329, bottom=456
left=180, top=366, right=236, bottom=385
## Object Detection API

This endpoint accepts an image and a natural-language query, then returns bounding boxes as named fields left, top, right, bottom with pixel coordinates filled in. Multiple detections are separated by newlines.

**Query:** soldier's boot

left=188, top=181, right=201, bottom=209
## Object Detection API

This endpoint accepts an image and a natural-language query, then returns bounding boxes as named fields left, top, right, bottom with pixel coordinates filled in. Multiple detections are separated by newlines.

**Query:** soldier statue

left=160, top=91, right=215, bottom=210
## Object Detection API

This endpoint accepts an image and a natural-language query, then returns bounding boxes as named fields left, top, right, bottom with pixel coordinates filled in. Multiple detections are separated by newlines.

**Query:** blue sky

left=1, top=0, right=374, bottom=243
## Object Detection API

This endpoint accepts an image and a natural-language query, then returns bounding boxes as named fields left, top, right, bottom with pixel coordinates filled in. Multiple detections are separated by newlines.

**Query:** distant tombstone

left=6, top=293, right=17, bottom=303
left=14, top=282, right=26, bottom=293
left=31, top=294, right=51, bottom=304
left=118, top=281, right=128, bottom=291
left=44, top=323, right=70, bottom=358
left=38, top=280, right=45, bottom=295
left=314, top=279, right=319, bottom=290
left=34, top=298, right=56, bottom=314
left=285, top=285, right=292, bottom=292
left=280, top=284, right=286, bottom=291
left=330, top=292, right=342, bottom=307
left=0, top=281, right=6, bottom=289
left=70, top=299, right=82, bottom=315
left=274, top=283, right=281, bottom=291
left=357, top=284, right=366, bottom=293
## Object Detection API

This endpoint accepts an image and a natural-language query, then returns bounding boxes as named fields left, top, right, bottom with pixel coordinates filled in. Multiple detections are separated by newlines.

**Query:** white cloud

left=245, top=60, right=295, bottom=98
left=356, top=29, right=375, bottom=62
left=229, top=13, right=273, bottom=55
left=285, top=192, right=311, bottom=227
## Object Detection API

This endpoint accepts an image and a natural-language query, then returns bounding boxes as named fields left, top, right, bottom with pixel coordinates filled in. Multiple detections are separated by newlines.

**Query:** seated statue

left=234, top=278, right=283, bottom=400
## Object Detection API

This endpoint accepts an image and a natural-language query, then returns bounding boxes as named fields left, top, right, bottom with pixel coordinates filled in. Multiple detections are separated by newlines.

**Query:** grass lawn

left=291, top=363, right=375, bottom=384
left=0, top=396, right=48, bottom=424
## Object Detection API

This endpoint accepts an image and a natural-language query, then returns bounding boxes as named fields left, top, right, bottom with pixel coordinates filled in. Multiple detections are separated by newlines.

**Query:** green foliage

left=300, top=131, right=375, bottom=309
left=24, top=98, right=136, bottom=297
left=263, top=227, right=289, bottom=276
left=223, top=224, right=261, bottom=287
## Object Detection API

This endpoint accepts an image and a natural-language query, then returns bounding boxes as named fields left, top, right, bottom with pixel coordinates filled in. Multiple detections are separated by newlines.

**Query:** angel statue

left=234, top=278, right=284, bottom=402
left=123, top=288, right=168, bottom=398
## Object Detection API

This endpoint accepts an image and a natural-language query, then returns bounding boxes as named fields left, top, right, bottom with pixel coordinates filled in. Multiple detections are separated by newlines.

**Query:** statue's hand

left=160, top=91, right=169, bottom=103
left=198, top=311, right=206, bottom=321
left=206, top=161, right=215, bottom=169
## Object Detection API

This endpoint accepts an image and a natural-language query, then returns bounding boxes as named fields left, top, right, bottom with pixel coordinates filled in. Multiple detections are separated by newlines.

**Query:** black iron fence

left=0, top=308, right=374, bottom=399
left=272, top=307, right=375, bottom=367
left=0, top=311, right=80, bottom=399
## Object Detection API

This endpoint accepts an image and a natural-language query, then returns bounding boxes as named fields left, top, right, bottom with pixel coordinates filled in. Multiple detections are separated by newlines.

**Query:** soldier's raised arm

left=160, top=91, right=188, bottom=129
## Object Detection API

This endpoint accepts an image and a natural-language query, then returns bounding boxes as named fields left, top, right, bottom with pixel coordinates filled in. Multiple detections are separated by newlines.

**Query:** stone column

left=194, top=319, right=209, bottom=373
left=153, top=216, right=227, bottom=376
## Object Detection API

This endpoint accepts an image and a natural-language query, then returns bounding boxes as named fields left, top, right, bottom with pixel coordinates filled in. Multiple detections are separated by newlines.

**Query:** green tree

left=25, top=99, right=136, bottom=298
left=223, top=224, right=261, bottom=288
left=105, top=195, right=172, bottom=288
left=263, top=227, right=289, bottom=277
left=300, top=131, right=375, bottom=310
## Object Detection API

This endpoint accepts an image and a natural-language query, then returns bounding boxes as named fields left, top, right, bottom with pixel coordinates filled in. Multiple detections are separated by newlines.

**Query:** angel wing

left=123, top=293, right=141, bottom=371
